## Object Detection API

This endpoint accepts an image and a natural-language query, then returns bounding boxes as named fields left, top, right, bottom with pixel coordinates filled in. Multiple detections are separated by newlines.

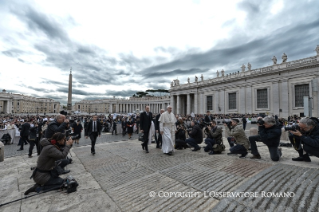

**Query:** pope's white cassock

left=159, top=111, right=177, bottom=153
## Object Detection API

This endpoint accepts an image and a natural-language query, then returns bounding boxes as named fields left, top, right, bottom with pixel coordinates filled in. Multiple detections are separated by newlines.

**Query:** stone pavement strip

left=1, top=137, right=319, bottom=212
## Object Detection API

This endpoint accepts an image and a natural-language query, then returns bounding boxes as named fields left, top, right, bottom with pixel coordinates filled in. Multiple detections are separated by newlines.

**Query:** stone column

left=239, top=86, right=246, bottom=114
left=200, top=92, right=204, bottom=114
left=116, top=104, right=119, bottom=113
left=109, top=103, right=113, bottom=113
left=272, top=82, right=279, bottom=116
left=213, top=91, right=218, bottom=113
left=171, top=95, right=175, bottom=113
left=186, top=94, right=191, bottom=114
left=194, top=93, right=198, bottom=114
left=245, top=86, right=252, bottom=114
left=219, top=90, right=224, bottom=114
left=176, top=95, right=181, bottom=115
left=281, top=79, right=289, bottom=118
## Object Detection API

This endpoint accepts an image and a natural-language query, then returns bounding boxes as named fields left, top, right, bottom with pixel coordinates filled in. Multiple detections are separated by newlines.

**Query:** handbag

left=138, top=133, right=144, bottom=142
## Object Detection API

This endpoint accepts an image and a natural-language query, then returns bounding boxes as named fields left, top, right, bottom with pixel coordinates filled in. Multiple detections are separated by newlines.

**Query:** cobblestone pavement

left=1, top=135, right=319, bottom=211
left=72, top=138, right=319, bottom=212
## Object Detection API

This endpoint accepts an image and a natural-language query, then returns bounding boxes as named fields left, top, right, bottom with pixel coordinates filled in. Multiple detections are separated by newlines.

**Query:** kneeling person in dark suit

left=85, top=115, right=101, bottom=155
left=186, top=121, right=203, bottom=151
left=204, top=121, right=222, bottom=155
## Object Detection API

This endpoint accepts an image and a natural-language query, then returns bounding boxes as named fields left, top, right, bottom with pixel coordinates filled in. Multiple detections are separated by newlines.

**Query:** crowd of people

left=1, top=108, right=319, bottom=197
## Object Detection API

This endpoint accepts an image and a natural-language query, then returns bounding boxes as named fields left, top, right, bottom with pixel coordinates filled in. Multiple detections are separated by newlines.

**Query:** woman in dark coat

left=126, top=118, right=134, bottom=139
left=72, top=120, right=83, bottom=144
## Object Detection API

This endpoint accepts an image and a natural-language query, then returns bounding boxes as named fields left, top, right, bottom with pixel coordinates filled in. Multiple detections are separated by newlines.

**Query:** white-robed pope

left=159, top=106, right=177, bottom=155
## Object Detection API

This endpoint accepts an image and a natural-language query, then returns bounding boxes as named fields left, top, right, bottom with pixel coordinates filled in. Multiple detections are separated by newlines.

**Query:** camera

left=65, top=129, right=80, bottom=140
left=223, top=121, right=232, bottom=129
left=257, top=119, right=264, bottom=125
left=60, top=110, right=68, bottom=116
left=284, top=125, right=300, bottom=131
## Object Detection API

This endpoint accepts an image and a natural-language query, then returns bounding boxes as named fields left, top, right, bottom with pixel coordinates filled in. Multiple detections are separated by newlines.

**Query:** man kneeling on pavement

left=224, top=119, right=249, bottom=158
left=249, top=116, right=282, bottom=161
left=25, top=132, right=74, bottom=195
left=204, top=121, right=223, bottom=155
left=288, top=117, right=319, bottom=162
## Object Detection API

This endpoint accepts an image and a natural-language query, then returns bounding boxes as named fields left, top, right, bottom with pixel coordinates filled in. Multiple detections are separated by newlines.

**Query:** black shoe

left=192, top=147, right=201, bottom=152
left=167, top=152, right=172, bottom=156
left=24, top=184, right=39, bottom=195
left=292, top=155, right=311, bottom=162
left=156, top=145, right=160, bottom=149
left=292, top=157, right=304, bottom=161
left=250, top=154, right=261, bottom=159
left=208, top=151, right=214, bottom=155
left=239, top=152, right=248, bottom=158
left=91, top=152, right=95, bottom=155
left=141, top=144, right=145, bottom=150
left=28, top=155, right=32, bottom=158
left=17, top=149, right=23, bottom=151
left=303, top=154, right=311, bottom=162
left=146, top=150, right=149, bottom=153
left=227, top=152, right=235, bottom=155
left=61, top=170, right=70, bottom=175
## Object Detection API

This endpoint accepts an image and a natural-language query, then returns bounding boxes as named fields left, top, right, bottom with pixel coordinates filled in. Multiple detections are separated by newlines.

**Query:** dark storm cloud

left=143, top=68, right=209, bottom=78
left=141, top=17, right=319, bottom=76
left=237, top=0, right=261, bottom=15
left=12, top=6, right=70, bottom=42
left=2, top=49, right=25, bottom=58
left=2, top=0, right=319, bottom=103
left=41, top=79, right=68, bottom=86
left=106, top=90, right=141, bottom=97
left=56, top=87, right=103, bottom=96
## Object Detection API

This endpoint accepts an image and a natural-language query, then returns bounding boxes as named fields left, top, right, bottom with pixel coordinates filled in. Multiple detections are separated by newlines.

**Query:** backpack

left=212, top=140, right=225, bottom=153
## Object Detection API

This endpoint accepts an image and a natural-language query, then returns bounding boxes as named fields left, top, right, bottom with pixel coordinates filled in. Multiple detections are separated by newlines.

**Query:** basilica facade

left=169, top=46, right=319, bottom=118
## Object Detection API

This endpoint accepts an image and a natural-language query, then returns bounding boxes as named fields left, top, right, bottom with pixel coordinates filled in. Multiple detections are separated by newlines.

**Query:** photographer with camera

left=45, top=114, right=69, bottom=139
left=288, top=117, right=319, bottom=162
left=25, top=132, right=74, bottom=195
left=249, top=116, right=282, bottom=161
left=204, top=120, right=223, bottom=155
left=186, top=121, right=203, bottom=151
left=175, top=117, right=188, bottom=150
left=224, top=119, right=249, bottom=158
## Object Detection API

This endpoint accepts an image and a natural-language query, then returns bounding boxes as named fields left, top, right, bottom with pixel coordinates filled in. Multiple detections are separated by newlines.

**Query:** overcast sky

left=1, top=0, right=318, bottom=105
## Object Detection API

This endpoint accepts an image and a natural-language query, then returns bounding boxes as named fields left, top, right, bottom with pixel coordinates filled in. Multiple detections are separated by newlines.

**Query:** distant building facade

left=73, top=96, right=170, bottom=114
left=170, top=45, right=319, bottom=117
left=0, top=89, right=61, bottom=114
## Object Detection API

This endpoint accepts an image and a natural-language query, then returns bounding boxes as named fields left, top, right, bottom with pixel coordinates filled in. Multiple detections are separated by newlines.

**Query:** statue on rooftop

left=272, top=56, right=277, bottom=65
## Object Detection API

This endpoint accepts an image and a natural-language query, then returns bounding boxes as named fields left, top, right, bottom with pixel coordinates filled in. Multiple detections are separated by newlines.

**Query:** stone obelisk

left=67, top=67, right=72, bottom=113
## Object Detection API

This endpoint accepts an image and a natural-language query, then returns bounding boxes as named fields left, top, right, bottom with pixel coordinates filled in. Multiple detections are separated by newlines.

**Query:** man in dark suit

left=155, top=109, right=164, bottom=149
left=18, top=120, right=31, bottom=151
left=140, top=106, right=152, bottom=153
left=85, top=115, right=101, bottom=155
left=204, top=111, right=212, bottom=123
left=242, top=115, right=247, bottom=130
